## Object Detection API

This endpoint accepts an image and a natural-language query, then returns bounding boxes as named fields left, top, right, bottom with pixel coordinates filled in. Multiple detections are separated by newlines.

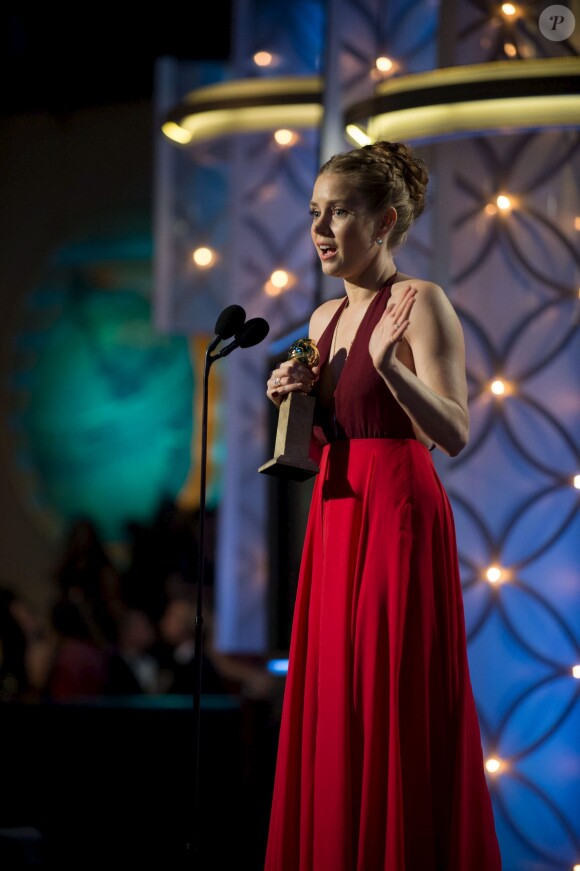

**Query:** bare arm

left=369, top=282, right=469, bottom=457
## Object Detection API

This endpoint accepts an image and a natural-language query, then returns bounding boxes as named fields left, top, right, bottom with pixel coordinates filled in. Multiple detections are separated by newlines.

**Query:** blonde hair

left=318, top=140, right=429, bottom=250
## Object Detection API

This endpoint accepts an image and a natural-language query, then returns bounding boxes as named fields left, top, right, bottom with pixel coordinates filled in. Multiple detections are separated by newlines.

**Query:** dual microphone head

left=209, top=304, right=270, bottom=358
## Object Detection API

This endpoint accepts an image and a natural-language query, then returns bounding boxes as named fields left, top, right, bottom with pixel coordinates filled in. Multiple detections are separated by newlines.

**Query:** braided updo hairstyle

left=318, top=140, right=429, bottom=251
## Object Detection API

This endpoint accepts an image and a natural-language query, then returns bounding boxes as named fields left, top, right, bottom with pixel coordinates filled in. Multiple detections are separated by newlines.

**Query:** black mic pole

left=188, top=305, right=245, bottom=867
left=187, top=312, right=269, bottom=867
left=189, top=340, right=212, bottom=868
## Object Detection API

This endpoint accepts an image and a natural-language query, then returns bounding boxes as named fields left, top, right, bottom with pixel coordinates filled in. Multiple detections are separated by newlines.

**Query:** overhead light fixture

left=162, top=76, right=324, bottom=145
left=344, top=58, right=580, bottom=145
left=345, top=124, right=372, bottom=147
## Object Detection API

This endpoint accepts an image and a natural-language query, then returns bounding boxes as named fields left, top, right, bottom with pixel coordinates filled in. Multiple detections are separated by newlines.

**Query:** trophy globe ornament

left=288, top=338, right=320, bottom=370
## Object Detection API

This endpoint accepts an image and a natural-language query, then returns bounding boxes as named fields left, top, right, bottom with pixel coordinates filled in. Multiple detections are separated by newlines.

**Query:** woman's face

left=310, top=173, right=380, bottom=284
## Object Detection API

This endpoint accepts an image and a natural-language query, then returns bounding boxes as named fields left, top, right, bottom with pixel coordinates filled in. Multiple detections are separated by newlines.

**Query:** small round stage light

left=271, top=270, right=289, bottom=289
left=485, top=757, right=502, bottom=774
left=496, top=194, right=513, bottom=211
left=486, top=566, right=503, bottom=584
left=501, top=3, right=517, bottom=16
left=192, top=247, right=215, bottom=268
left=254, top=51, right=273, bottom=67
left=375, top=56, right=394, bottom=73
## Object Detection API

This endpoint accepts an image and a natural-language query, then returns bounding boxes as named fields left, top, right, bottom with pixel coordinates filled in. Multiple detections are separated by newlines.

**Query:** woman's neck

left=343, top=264, right=397, bottom=306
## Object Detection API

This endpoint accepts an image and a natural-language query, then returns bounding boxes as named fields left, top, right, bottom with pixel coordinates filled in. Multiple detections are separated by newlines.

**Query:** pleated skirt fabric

left=264, top=438, right=502, bottom=871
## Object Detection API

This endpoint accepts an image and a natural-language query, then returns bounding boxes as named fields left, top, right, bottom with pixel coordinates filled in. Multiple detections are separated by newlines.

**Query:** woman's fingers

left=267, top=360, right=317, bottom=402
left=387, top=286, right=417, bottom=334
left=399, top=287, right=417, bottom=321
left=378, top=287, right=417, bottom=348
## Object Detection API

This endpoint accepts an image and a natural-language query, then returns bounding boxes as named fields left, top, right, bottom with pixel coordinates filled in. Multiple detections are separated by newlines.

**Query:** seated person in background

left=1, top=585, right=34, bottom=702
left=43, top=599, right=109, bottom=701
left=104, top=607, right=163, bottom=696
left=0, top=584, right=53, bottom=703
left=156, top=582, right=276, bottom=701
left=156, top=591, right=227, bottom=695
left=52, top=516, right=124, bottom=649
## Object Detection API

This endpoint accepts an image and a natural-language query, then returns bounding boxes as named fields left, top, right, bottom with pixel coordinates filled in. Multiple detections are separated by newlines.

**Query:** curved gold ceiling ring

left=344, top=58, right=580, bottom=145
left=162, top=75, right=324, bottom=144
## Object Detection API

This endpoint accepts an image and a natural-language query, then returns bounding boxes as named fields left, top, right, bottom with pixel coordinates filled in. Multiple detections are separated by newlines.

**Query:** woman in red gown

left=264, top=140, right=502, bottom=870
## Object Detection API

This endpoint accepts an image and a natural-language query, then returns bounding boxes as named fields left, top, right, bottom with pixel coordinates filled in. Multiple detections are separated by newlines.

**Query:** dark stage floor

left=0, top=694, right=280, bottom=870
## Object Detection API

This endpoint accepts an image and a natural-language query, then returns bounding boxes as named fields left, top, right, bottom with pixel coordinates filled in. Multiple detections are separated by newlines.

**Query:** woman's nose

left=312, top=214, right=329, bottom=235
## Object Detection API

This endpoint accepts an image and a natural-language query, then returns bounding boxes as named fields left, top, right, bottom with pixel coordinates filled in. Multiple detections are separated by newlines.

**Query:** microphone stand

left=187, top=318, right=268, bottom=867
left=189, top=341, right=215, bottom=868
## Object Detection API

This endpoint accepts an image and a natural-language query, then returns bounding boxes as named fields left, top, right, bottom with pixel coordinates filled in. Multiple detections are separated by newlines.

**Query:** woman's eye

left=309, top=209, right=320, bottom=219
left=333, top=208, right=346, bottom=217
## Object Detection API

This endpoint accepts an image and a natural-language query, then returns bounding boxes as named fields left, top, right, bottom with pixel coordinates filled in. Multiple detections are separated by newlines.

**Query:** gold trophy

left=259, top=338, right=320, bottom=481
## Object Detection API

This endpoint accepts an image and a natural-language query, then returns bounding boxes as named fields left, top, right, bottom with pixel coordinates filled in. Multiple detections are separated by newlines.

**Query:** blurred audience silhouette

left=104, top=606, right=163, bottom=695
left=51, top=516, right=124, bottom=648
left=156, top=573, right=277, bottom=702
left=0, top=501, right=282, bottom=869
left=1, top=503, right=280, bottom=711
left=0, top=584, right=51, bottom=703
left=44, top=596, right=110, bottom=701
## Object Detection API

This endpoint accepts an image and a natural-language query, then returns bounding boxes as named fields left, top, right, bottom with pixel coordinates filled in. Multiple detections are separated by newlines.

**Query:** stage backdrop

left=153, top=2, right=580, bottom=869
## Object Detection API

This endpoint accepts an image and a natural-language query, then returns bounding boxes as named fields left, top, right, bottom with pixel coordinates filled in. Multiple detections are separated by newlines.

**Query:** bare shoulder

left=393, top=275, right=450, bottom=307
left=309, top=297, right=344, bottom=344
left=395, top=276, right=461, bottom=329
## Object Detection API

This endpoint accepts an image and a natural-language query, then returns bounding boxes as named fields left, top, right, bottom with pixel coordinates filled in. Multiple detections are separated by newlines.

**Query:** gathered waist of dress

left=313, top=418, right=418, bottom=446
left=312, top=396, right=418, bottom=444
left=314, top=438, right=437, bottom=497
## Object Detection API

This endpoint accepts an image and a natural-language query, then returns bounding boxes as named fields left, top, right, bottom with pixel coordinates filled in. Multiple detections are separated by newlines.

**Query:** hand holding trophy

left=259, top=338, right=320, bottom=481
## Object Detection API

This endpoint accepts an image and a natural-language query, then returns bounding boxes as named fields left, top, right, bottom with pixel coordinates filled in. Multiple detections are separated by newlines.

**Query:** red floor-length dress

left=264, top=274, right=502, bottom=871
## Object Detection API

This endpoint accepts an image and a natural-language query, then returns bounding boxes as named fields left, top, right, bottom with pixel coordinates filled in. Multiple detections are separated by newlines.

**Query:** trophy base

left=258, top=455, right=319, bottom=482
left=259, top=392, right=319, bottom=482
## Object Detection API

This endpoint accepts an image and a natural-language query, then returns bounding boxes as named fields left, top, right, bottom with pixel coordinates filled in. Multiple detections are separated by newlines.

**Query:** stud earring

left=376, top=237, right=383, bottom=245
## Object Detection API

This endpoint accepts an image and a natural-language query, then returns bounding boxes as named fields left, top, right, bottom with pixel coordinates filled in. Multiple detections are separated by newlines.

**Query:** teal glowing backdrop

left=9, top=219, right=196, bottom=543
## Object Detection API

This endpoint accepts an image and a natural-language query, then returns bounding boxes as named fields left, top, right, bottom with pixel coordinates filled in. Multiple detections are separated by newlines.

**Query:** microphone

left=208, top=304, right=247, bottom=352
left=217, top=317, right=270, bottom=358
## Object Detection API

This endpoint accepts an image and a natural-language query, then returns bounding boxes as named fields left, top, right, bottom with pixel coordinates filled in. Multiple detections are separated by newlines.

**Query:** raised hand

left=369, top=284, right=417, bottom=371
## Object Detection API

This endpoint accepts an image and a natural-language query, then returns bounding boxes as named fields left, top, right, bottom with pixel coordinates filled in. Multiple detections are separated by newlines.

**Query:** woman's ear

left=379, top=206, right=397, bottom=234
